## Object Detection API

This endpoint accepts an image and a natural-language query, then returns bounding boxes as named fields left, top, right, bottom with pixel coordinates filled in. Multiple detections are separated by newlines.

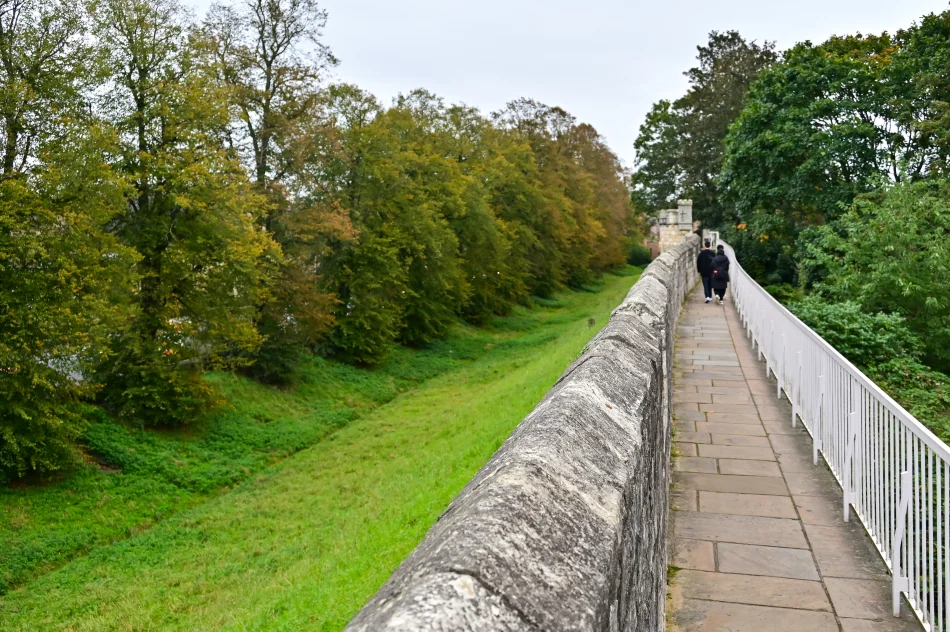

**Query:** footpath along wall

left=346, top=234, right=701, bottom=632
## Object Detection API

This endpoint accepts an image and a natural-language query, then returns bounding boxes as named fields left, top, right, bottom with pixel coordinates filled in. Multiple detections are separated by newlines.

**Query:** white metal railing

left=722, top=241, right=950, bottom=631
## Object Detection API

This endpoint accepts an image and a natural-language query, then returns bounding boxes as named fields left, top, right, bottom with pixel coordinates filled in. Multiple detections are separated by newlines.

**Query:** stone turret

left=658, top=199, right=696, bottom=254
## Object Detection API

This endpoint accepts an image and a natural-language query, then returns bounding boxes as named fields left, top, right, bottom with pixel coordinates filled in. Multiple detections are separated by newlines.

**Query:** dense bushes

left=788, top=299, right=922, bottom=369
left=628, top=241, right=654, bottom=266
left=0, top=0, right=643, bottom=478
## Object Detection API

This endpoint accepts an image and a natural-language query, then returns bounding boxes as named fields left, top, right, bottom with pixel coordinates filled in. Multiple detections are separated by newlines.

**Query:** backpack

left=711, top=261, right=729, bottom=282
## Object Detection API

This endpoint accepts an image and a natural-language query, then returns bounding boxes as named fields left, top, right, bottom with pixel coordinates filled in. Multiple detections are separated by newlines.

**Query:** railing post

left=844, top=387, right=858, bottom=522
left=778, top=333, right=786, bottom=399
left=757, top=308, right=764, bottom=361
left=814, top=372, right=824, bottom=465
left=892, top=470, right=912, bottom=617
left=792, top=348, right=801, bottom=428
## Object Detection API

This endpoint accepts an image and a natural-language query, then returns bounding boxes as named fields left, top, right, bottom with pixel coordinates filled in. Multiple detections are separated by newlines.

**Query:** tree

left=393, top=91, right=526, bottom=323
left=631, top=31, right=776, bottom=226
left=315, top=86, right=470, bottom=361
left=93, top=0, right=277, bottom=424
left=630, top=100, right=684, bottom=213
left=721, top=34, right=914, bottom=225
left=202, top=0, right=348, bottom=382
left=0, top=0, right=135, bottom=477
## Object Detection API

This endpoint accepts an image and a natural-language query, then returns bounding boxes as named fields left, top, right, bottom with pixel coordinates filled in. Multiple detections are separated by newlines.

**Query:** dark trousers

left=702, top=276, right=712, bottom=298
left=714, top=287, right=726, bottom=300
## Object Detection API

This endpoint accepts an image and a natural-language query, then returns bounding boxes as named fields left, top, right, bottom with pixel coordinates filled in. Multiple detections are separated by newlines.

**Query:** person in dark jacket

left=710, top=245, right=730, bottom=305
left=696, top=240, right=715, bottom=303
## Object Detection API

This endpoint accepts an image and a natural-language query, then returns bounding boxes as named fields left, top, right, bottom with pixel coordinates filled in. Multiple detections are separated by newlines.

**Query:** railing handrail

left=722, top=240, right=950, bottom=631
left=722, top=244, right=950, bottom=462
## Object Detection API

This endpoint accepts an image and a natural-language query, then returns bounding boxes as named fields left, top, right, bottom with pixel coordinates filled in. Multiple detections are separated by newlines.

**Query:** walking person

left=697, top=240, right=715, bottom=303
left=710, top=245, right=730, bottom=305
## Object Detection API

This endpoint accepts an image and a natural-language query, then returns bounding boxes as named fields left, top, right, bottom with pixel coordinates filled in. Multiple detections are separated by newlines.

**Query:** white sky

left=188, top=0, right=948, bottom=167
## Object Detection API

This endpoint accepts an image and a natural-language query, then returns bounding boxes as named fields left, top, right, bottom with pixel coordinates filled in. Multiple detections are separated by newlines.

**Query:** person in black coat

left=696, top=240, right=715, bottom=303
left=710, top=245, right=730, bottom=305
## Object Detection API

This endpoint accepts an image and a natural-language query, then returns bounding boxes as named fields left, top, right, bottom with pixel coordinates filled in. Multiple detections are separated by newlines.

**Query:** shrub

left=867, top=359, right=950, bottom=442
left=810, top=179, right=950, bottom=371
left=763, top=284, right=805, bottom=305
left=628, top=241, right=654, bottom=266
left=788, top=297, right=922, bottom=369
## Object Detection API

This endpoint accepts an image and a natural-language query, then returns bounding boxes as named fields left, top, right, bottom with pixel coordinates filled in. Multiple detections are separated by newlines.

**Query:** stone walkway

left=667, top=286, right=923, bottom=632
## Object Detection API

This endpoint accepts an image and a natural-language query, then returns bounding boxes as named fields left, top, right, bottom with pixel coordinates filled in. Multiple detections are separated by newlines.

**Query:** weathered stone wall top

left=345, top=234, right=701, bottom=632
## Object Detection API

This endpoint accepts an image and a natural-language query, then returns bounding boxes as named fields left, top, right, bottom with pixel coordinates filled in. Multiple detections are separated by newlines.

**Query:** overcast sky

left=189, top=0, right=947, bottom=167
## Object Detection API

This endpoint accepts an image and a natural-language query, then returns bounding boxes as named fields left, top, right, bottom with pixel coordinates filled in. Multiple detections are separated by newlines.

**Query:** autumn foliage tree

left=202, top=0, right=348, bottom=382
left=92, top=0, right=277, bottom=424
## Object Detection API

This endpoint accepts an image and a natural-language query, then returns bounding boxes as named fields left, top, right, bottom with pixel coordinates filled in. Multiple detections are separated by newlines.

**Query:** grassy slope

left=0, top=324, right=511, bottom=595
left=0, top=268, right=638, bottom=631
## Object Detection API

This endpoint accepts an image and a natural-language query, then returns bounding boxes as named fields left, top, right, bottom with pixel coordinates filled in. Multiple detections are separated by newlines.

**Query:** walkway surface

left=667, top=287, right=923, bottom=632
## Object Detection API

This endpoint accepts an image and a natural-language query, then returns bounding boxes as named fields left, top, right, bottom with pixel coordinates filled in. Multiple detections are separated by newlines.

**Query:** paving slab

left=783, top=469, right=841, bottom=496
left=675, top=511, right=808, bottom=548
left=824, top=577, right=893, bottom=619
left=705, top=412, right=762, bottom=424
left=696, top=386, right=751, bottom=395
left=672, top=599, right=838, bottom=631
left=695, top=422, right=764, bottom=436
left=760, top=420, right=802, bottom=435
left=709, top=433, right=770, bottom=447
left=674, top=442, right=697, bottom=457
left=699, top=403, right=759, bottom=414
left=717, top=459, right=782, bottom=478
left=675, top=431, right=711, bottom=444
left=671, top=539, right=716, bottom=571
left=697, top=444, right=776, bottom=461
left=802, top=523, right=889, bottom=580
left=711, top=393, right=753, bottom=404
left=672, top=488, right=698, bottom=511
left=716, top=542, right=819, bottom=580
left=676, top=570, right=830, bottom=610
left=674, top=472, right=789, bottom=495
left=675, top=457, right=718, bottom=474
left=793, top=493, right=843, bottom=526
left=699, top=491, right=796, bottom=519
left=840, top=616, right=924, bottom=631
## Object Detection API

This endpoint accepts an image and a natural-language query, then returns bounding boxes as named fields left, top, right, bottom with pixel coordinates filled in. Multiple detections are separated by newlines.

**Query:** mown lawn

left=0, top=267, right=639, bottom=631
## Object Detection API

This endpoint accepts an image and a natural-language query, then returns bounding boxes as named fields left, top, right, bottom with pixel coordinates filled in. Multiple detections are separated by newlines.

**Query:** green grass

left=0, top=267, right=640, bottom=631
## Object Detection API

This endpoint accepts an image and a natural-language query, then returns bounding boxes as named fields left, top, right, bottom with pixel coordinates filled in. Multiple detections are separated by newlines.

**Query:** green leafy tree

left=630, top=100, right=683, bottom=213
left=394, top=91, right=526, bottom=323
left=632, top=31, right=776, bottom=226
left=721, top=34, right=912, bottom=227
left=0, top=0, right=135, bottom=477
left=93, top=0, right=278, bottom=424
left=202, top=0, right=347, bottom=383
left=317, top=86, right=468, bottom=362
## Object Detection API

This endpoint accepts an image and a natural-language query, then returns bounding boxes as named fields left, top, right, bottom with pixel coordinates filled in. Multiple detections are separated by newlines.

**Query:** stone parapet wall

left=345, top=234, right=701, bottom=632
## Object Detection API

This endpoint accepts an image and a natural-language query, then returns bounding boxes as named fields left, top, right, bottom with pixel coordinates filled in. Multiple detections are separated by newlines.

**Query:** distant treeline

left=0, top=0, right=643, bottom=477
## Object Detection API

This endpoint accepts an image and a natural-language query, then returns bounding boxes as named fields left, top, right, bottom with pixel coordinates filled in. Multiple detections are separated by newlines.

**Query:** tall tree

left=202, top=0, right=348, bottom=382
left=0, top=0, right=135, bottom=476
left=93, top=0, right=277, bottom=424
left=631, top=31, right=776, bottom=226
